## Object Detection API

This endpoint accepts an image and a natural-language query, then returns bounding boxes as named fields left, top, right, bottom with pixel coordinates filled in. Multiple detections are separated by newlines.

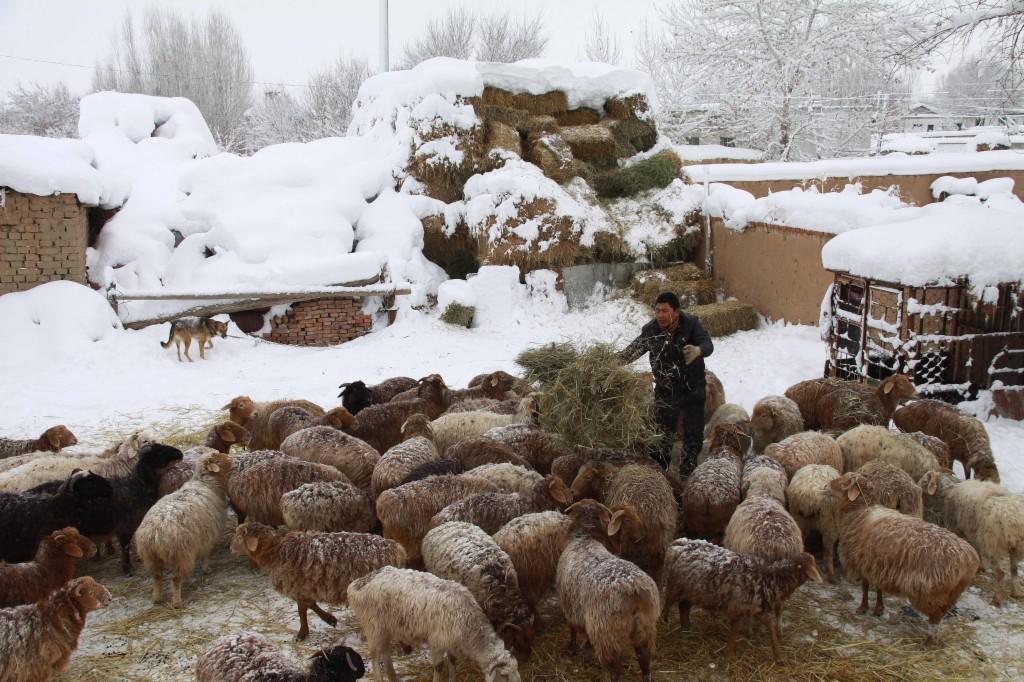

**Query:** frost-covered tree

left=933, top=52, right=1022, bottom=118
left=398, top=6, right=547, bottom=68
left=242, top=88, right=304, bottom=154
left=302, top=55, right=372, bottom=140
left=0, top=82, right=79, bottom=138
left=640, top=0, right=917, bottom=159
left=584, top=12, right=622, bottom=65
left=93, top=7, right=254, bottom=152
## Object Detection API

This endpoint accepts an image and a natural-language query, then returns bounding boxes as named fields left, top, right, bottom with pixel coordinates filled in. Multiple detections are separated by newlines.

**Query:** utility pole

left=379, top=0, right=389, bottom=72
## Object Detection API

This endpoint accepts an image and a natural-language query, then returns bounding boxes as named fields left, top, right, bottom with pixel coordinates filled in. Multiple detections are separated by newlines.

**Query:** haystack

left=410, top=121, right=484, bottom=203
left=440, top=302, right=475, bottom=328
left=592, top=150, right=682, bottom=198
left=475, top=197, right=583, bottom=271
left=522, top=115, right=559, bottom=135
left=486, top=120, right=522, bottom=156
left=482, top=87, right=569, bottom=115
left=630, top=263, right=711, bottom=306
left=482, top=104, right=529, bottom=130
left=528, top=135, right=575, bottom=184
left=602, top=117, right=658, bottom=154
left=688, top=300, right=760, bottom=336
left=559, top=125, right=617, bottom=164
left=604, top=93, right=651, bottom=120
left=516, top=342, right=658, bottom=450
left=554, top=108, right=601, bottom=126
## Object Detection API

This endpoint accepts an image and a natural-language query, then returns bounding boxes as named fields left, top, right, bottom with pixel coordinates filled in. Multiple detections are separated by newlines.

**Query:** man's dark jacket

left=618, top=312, right=714, bottom=398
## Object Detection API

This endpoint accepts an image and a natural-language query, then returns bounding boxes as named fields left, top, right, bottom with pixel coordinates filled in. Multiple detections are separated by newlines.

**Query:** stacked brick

left=0, top=189, right=89, bottom=295
left=262, top=297, right=373, bottom=347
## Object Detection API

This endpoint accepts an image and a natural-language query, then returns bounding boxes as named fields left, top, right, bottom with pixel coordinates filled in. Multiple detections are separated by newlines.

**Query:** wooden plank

left=114, top=287, right=407, bottom=301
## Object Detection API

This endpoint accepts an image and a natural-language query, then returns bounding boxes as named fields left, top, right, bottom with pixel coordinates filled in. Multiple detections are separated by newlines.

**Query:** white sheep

left=837, top=425, right=943, bottom=481
left=786, top=464, right=841, bottom=582
left=765, top=431, right=843, bottom=479
left=280, top=426, right=380, bottom=491
left=281, top=480, right=374, bottom=533
left=463, top=463, right=543, bottom=495
left=430, top=396, right=537, bottom=453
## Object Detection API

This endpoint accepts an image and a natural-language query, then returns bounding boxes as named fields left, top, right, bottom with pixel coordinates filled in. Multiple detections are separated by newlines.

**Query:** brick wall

left=261, top=297, right=373, bottom=346
left=0, top=189, right=89, bottom=295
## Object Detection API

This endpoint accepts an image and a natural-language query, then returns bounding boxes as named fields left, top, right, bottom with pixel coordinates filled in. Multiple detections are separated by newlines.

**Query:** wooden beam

left=113, top=286, right=408, bottom=302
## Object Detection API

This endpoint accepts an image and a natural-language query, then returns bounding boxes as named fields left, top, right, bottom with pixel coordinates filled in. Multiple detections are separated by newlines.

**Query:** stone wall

left=261, top=297, right=373, bottom=346
left=0, top=189, right=89, bottom=295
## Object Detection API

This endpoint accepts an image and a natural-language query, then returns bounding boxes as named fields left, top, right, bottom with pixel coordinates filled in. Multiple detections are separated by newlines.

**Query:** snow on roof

left=880, top=134, right=937, bottom=155
left=705, top=183, right=909, bottom=234
left=0, top=134, right=105, bottom=204
left=821, top=200, right=1024, bottom=289
left=683, top=150, right=1024, bottom=184
left=674, top=144, right=764, bottom=162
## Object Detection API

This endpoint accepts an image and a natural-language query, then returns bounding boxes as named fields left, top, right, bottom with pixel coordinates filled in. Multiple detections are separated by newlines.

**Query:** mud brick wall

left=262, top=297, right=373, bottom=346
left=0, top=189, right=89, bottom=295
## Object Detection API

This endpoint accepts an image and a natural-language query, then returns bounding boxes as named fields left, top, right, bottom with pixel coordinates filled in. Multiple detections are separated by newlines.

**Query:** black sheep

left=29, top=443, right=184, bottom=574
left=0, top=470, right=113, bottom=562
left=338, top=376, right=418, bottom=415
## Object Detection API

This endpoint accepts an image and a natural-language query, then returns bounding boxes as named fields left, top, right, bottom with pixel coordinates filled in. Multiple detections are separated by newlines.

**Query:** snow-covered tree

left=93, top=7, right=254, bottom=152
left=476, top=11, right=548, bottom=62
left=584, top=12, right=622, bottom=65
left=398, top=6, right=477, bottom=68
left=0, top=82, right=79, bottom=138
left=398, top=6, right=547, bottom=68
left=933, top=52, right=1022, bottom=119
left=302, top=55, right=372, bottom=140
left=640, top=0, right=917, bottom=159
left=242, top=87, right=304, bottom=155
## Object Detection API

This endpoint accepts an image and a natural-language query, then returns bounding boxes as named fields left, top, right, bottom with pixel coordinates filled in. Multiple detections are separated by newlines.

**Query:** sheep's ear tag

left=245, top=536, right=258, bottom=552
left=208, top=462, right=221, bottom=473
left=883, top=381, right=894, bottom=394
left=607, top=510, right=625, bottom=536
left=847, top=485, right=860, bottom=501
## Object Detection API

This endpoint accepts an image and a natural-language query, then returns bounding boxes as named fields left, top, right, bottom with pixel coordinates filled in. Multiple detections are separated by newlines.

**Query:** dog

left=160, top=316, right=228, bottom=362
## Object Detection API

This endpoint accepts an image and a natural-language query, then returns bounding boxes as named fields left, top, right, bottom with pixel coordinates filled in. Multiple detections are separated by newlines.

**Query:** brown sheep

left=784, top=374, right=916, bottom=431
left=750, top=395, right=803, bottom=453
left=229, top=457, right=348, bottom=526
left=723, top=496, right=803, bottom=561
left=222, top=396, right=325, bottom=450
left=894, top=399, right=999, bottom=482
left=0, top=528, right=97, bottom=608
left=203, top=421, right=251, bottom=454
left=704, top=369, right=726, bottom=424
left=483, top=424, right=571, bottom=474
left=445, top=437, right=531, bottom=470
left=345, top=375, right=449, bottom=453
left=429, top=475, right=572, bottom=534
left=370, top=416, right=440, bottom=499
left=682, top=430, right=743, bottom=542
left=279, top=426, right=380, bottom=491
left=265, top=406, right=358, bottom=451
left=493, top=511, right=571, bottom=609
left=0, top=426, right=78, bottom=460
left=765, top=431, right=843, bottom=479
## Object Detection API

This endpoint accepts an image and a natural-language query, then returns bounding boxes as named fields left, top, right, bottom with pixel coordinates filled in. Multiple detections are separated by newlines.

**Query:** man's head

left=654, top=292, right=681, bottom=331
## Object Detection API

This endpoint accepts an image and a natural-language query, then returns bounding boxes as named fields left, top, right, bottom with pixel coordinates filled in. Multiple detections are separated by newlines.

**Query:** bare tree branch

left=584, top=11, right=622, bottom=64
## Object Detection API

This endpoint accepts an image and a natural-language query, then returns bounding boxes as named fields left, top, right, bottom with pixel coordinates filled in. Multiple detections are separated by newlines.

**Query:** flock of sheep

left=0, top=365, right=1021, bottom=681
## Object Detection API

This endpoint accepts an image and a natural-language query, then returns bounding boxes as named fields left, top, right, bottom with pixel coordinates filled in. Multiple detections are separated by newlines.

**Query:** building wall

left=695, top=218, right=834, bottom=325
left=261, top=297, right=373, bottom=346
left=0, top=189, right=89, bottom=295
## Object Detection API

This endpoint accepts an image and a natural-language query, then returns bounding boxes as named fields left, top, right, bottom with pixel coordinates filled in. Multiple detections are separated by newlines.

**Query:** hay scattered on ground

left=440, top=302, right=475, bottom=328
left=517, top=342, right=658, bottom=450
left=689, top=301, right=760, bottom=337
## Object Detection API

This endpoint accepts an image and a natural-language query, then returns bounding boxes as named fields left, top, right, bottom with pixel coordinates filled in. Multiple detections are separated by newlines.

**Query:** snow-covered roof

left=683, top=150, right=1024, bottom=183
left=880, top=134, right=936, bottom=155
left=674, top=144, right=764, bottom=162
left=820, top=200, right=1024, bottom=288
left=0, top=134, right=105, bottom=204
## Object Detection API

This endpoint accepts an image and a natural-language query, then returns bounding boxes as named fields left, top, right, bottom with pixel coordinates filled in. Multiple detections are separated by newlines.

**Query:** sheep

left=338, top=375, right=418, bottom=414
left=741, top=455, right=788, bottom=504
left=204, top=421, right=251, bottom=454
left=894, top=399, right=1000, bottom=482
left=787, top=464, right=843, bottom=582
left=923, top=474, right=1023, bottom=606
left=344, top=375, right=449, bottom=453
left=468, top=369, right=530, bottom=396
left=555, top=499, right=658, bottom=681
left=281, top=480, right=375, bottom=533
left=388, top=373, right=451, bottom=404
left=222, top=396, right=325, bottom=451
left=704, top=369, right=726, bottom=424
left=134, top=451, right=233, bottom=607
left=682, top=437, right=742, bottom=542
left=765, top=431, right=843, bottom=479
left=569, top=462, right=677, bottom=578
left=0, top=425, right=78, bottom=460
left=229, top=457, right=347, bottom=526
left=423, top=521, right=536, bottom=659
left=905, top=431, right=952, bottom=468
left=784, top=374, right=917, bottom=432
left=723, top=495, right=803, bottom=562
left=429, top=475, right=572, bottom=534
left=750, top=395, right=803, bottom=453
left=370, top=416, right=440, bottom=499
left=493, top=511, right=571, bottom=609
left=464, top=463, right=543, bottom=495
left=447, top=371, right=519, bottom=407
left=446, top=398, right=523, bottom=415
left=551, top=447, right=661, bottom=489
left=0, top=428, right=154, bottom=493
left=659, top=539, right=821, bottom=662
left=231, top=522, right=406, bottom=640
left=157, top=446, right=218, bottom=498
left=0, top=576, right=111, bottom=682
left=829, top=472, right=979, bottom=644
left=347, top=565, right=520, bottom=682
left=399, top=458, right=466, bottom=485
left=837, top=425, right=944, bottom=481
left=375, top=474, right=499, bottom=564
left=704, top=403, right=751, bottom=439
left=483, top=424, right=571, bottom=474
left=855, top=460, right=924, bottom=518
left=445, top=437, right=531, bottom=469
left=280, top=426, right=380, bottom=491
left=197, top=632, right=366, bottom=682
left=0, top=527, right=96, bottom=608
left=918, top=469, right=962, bottom=524
left=0, top=470, right=113, bottom=563
left=265, top=406, right=358, bottom=450
left=429, top=396, right=538, bottom=454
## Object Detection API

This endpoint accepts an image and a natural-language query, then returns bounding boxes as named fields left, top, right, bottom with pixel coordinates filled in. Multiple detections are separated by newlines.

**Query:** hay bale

left=410, top=121, right=485, bottom=203
left=474, top=196, right=584, bottom=271
left=687, top=301, right=759, bottom=337
left=528, top=134, right=575, bottom=184
left=486, top=120, right=522, bottom=156
left=482, top=87, right=568, bottom=115
left=602, top=117, right=658, bottom=154
left=440, top=302, right=475, bottom=328
left=559, top=124, right=617, bottom=163
left=483, top=104, right=529, bottom=130
left=604, top=94, right=652, bottom=120
left=554, top=108, right=601, bottom=126
left=631, top=271, right=716, bottom=309
left=516, top=343, right=658, bottom=450
left=522, top=115, right=559, bottom=135
left=592, top=150, right=682, bottom=198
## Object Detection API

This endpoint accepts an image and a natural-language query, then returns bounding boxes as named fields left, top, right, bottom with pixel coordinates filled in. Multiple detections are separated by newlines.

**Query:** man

left=618, top=292, right=714, bottom=474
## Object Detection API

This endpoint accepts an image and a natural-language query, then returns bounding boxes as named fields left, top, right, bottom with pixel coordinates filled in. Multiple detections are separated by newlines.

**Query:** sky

left=0, top=0, right=660, bottom=97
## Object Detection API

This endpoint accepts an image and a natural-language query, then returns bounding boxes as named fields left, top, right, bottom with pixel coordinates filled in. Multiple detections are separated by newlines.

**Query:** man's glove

left=683, top=344, right=701, bottom=365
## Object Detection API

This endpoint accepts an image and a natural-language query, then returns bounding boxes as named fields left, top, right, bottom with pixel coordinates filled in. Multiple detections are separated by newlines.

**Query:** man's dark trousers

left=652, top=385, right=705, bottom=474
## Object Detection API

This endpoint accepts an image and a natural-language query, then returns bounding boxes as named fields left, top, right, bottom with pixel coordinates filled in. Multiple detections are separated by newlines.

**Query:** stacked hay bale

left=408, top=103, right=486, bottom=203
left=629, top=264, right=759, bottom=337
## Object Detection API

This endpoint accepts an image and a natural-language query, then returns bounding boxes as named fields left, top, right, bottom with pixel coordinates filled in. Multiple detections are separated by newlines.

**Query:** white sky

left=0, top=0, right=659, bottom=96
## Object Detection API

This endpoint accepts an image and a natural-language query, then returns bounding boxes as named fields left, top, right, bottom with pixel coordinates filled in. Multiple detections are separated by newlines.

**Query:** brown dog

left=160, top=316, right=228, bottom=362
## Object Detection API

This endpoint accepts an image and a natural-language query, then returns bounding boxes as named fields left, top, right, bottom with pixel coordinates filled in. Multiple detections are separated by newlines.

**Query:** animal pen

left=825, top=273, right=1024, bottom=402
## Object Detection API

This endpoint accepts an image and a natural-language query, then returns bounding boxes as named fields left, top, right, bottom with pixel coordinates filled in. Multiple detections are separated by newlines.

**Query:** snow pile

left=0, top=134, right=105, bottom=204
left=436, top=278, right=477, bottom=312
left=78, top=92, right=219, bottom=208
left=880, top=134, right=936, bottom=155
left=674, top=144, right=764, bottom=162
left=605, top=178, right=704, bottom=254
left=931, top=175, right=1016, bottom=200
left=0, top=281, right=122, bottom=369
left=463, top=266, right=528, bottom=329
left=967, top=130, right=1011, bottom=151
left=821, top=202, right=1024, bottom=289
left=706, top=183, right=908, bottom=233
